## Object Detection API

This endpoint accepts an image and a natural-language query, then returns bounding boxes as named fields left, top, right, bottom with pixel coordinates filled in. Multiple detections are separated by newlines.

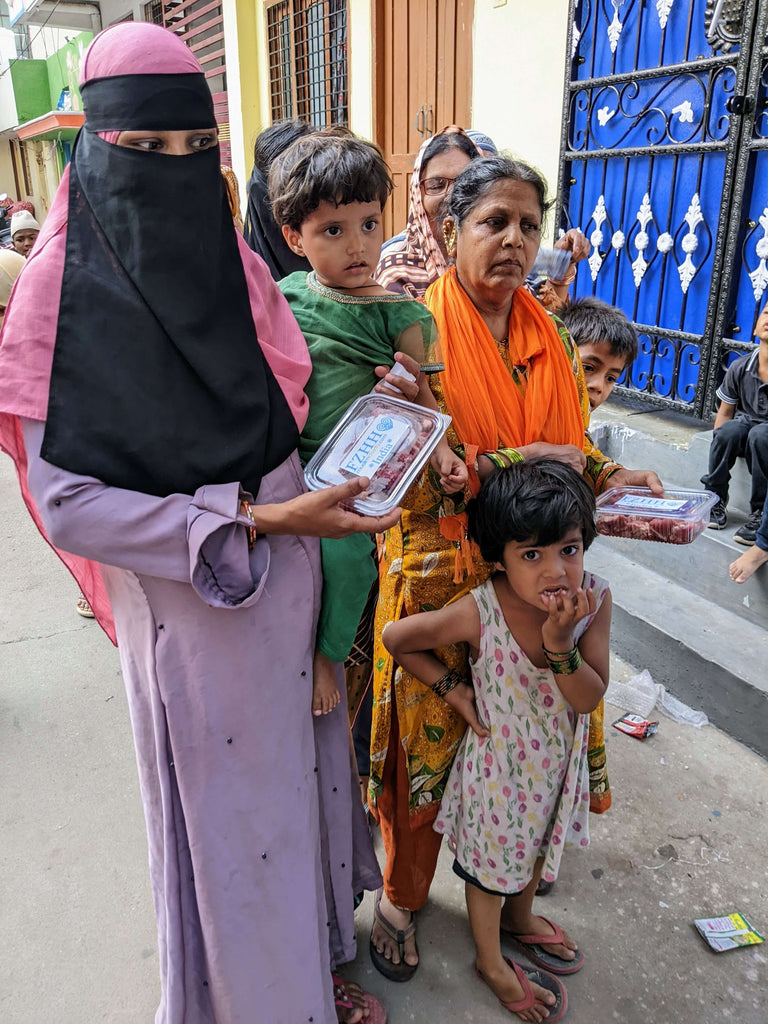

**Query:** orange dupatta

left=426, top=267, right=584, bottom=453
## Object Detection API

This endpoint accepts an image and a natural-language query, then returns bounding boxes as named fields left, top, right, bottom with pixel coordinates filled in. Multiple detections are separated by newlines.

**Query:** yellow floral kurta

left=369, top=320, right=616, bottom=827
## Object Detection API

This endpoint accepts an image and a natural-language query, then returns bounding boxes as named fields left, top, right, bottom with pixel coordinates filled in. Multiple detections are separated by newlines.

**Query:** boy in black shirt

left=702, top=303, right=768, bottom=544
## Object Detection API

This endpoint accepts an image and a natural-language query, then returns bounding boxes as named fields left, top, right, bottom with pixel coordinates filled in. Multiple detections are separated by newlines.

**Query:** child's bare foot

left=312, top=650, right=341, bottom=716
left=332, top=975, right=367, bottom=1023
left=476, top=955, right=557, bottom=1022
left=730, top=545, right=768, bottom=583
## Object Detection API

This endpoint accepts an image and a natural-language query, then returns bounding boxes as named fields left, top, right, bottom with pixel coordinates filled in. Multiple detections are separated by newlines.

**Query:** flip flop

left=369, top=887, right=419, bottom=982
left=476, top=957, right=567, bottom=1021
left=332, top=974, right=387, bottom=1024
left=502, top=916, right=584, bottom=975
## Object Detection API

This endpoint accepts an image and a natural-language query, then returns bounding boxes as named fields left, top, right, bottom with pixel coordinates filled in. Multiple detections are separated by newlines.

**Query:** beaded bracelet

left=432, top=667, right=465, bottom=698
left=239, top=499, right=258, bottom=551
left=542, top=644, right=583, bottom=675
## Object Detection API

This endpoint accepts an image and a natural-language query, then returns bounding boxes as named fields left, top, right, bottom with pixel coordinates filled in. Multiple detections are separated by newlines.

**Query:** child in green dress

left=271, top=128, right=467, bottom=715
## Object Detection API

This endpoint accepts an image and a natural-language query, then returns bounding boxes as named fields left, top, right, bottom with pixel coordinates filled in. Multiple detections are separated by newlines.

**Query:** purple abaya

left=22, top=419, right=380, bottom=1024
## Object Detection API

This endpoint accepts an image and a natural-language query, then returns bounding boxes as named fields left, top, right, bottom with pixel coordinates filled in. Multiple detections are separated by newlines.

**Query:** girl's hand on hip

left=444, top=682, right=490, bottom=738
left=541, top=586, right=597, bottom=653
left=260, top=478, right=401, bottom=538
left=517, top=442, right=587, bottom=474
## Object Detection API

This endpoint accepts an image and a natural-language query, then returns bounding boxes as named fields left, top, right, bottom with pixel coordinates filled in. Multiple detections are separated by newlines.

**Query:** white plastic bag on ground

left=605, top=669, right=709, bottom=728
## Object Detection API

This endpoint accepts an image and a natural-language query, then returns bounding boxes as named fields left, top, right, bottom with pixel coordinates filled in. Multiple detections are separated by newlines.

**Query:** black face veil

left=41, top=73, right=299, bottom=498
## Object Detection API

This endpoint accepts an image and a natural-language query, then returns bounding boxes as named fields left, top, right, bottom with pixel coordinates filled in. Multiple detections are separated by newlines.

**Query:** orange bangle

left=239, top=499, right=258, bottom=550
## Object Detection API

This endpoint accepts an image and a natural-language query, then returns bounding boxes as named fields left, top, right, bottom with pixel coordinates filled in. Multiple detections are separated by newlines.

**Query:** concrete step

left=585, top=541, right=768, bottom=761
left=592, top=520, right=768, bottom=628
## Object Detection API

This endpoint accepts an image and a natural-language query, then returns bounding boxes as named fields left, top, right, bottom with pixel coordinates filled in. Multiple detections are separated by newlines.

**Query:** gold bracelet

left=549, top=266, right=577, bottom=288
left=239, top=499, right=258, bottom=550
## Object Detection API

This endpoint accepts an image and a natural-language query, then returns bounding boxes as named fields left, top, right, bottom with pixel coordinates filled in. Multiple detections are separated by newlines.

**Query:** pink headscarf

left=0, top=23, right=311, bottom=644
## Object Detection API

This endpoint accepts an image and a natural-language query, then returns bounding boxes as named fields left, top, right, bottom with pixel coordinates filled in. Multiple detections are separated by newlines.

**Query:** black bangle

left=432, top=667, right=464, bottom=698
left=541, top=644, right=583, bottom=675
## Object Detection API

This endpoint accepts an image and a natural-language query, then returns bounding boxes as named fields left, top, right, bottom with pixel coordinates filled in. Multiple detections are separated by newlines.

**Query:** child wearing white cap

left=10, top=210, right=41, bottom=258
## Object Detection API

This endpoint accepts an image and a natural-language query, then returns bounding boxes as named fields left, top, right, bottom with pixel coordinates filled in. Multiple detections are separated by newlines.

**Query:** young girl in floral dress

left=383, top=460, right=611, bottom=1022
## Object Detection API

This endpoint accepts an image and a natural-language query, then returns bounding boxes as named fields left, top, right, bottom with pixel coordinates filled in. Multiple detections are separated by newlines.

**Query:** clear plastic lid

left=595, top=486, right=718, bottom=544
left=303, top=393, right=450, bottom=515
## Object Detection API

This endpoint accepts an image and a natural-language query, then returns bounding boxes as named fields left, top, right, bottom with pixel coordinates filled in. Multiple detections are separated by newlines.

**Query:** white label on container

left=341, top=415, right=410, bottom=479
left=612, top=494, right=687, bottom=513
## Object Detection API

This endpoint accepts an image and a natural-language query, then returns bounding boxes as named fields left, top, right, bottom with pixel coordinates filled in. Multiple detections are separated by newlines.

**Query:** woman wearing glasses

left=376, top=126, right=482, bottom=299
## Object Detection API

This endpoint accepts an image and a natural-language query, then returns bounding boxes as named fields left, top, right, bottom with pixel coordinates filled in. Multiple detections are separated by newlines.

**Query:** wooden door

left=373, top=0, right=474, bottom=238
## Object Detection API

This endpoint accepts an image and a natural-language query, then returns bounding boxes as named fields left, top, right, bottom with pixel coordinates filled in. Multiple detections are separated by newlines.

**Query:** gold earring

left=442, top=222, right=457, bottom=255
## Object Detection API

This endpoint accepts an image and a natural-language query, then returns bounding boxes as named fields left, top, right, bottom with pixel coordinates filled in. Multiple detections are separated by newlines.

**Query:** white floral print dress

left=434, top=571, right=608, bottom=894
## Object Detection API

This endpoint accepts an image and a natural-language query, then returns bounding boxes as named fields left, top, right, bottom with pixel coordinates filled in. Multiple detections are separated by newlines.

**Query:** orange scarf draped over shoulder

left=426, top=267, right=584, bottom=451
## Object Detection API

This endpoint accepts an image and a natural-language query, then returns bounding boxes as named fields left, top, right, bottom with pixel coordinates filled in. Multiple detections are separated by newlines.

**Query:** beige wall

left=347, top=0, right=373, bottom=140
left=0, top=138, right=16, bottom=202
left=472, top=0, right=569, bottom=242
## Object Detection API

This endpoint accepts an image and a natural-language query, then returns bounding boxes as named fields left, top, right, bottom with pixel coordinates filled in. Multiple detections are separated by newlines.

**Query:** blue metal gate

left=558, top=0, right=768, bottom=417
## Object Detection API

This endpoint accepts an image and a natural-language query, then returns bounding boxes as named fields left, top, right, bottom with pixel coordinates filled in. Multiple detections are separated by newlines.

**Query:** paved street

left=1, top=452, right=766, bottom=1024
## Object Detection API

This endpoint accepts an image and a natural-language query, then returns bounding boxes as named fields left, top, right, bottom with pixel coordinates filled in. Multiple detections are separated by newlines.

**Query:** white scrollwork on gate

left=607, top=0, right=626, bottom=53
left=572, top=24, right=581, bottom=59
left=612, top=230, right=626, bottom=251
left=631, top=193, right=654, bottom=288
left=656, top=0, right=674, bottom=29
left=597, top=106, right=616, bottom=126
left=677, top=194, right=704, bottom=294
left=748, top=209, right=768, bottom=301
left=657, top=232, right=674, bottom=254
left=671, top=100, right=694, bottom=123
left=588, top=195, right=607, bottom=281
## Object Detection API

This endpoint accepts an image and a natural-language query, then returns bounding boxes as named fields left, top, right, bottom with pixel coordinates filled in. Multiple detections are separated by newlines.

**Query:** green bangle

left=498, top=447, right=524, bottom=464
left=542, top=644, right=583, bottom=675
left=431, top=667, right=464, bottom=698
left=482, top=451, right=506, bottom=470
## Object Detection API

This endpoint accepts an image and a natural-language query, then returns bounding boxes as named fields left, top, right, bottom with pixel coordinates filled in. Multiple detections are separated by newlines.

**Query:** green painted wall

left=46, top=32, right=93, bottom=112
left=9, top=60, right=49, bottom=124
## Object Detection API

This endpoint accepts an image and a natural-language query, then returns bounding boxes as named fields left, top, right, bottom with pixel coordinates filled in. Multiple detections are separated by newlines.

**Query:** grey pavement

left=1, top=453, right=766, bottom=1024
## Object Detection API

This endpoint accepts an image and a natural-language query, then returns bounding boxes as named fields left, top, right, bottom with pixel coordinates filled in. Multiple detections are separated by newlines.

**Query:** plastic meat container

left=304, top=393, right=450, bottom=516
left=595, top=486, right=718, bottom=545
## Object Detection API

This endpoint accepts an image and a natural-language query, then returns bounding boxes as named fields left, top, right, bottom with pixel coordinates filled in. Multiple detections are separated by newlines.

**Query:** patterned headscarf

left=374, top=126, right=481, bottom=299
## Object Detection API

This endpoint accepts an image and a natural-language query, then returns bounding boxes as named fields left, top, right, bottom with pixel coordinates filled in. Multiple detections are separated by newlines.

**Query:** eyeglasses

left=420, top=176, right=456, bottom=197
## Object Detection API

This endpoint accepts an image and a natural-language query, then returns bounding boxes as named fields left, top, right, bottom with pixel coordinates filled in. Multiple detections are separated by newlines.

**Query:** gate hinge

left=725, top=94, right=754, bottom=116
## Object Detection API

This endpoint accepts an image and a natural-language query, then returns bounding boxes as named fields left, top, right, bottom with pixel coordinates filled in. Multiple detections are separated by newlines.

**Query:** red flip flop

left=502, top=916, right=584, bottom=975
left=476, top=957, right=567, bottom=1021
left=332, top=974, right=387, bottom=1024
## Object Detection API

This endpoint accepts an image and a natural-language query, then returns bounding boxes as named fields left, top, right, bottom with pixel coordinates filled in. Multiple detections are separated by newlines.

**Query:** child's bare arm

left=383, top=596, right=489, bottom=736
left=383, top=595, right=479, bottom=677
left=541, top=587, right=612, bottom=713
left=713, top=399, right=737, bottom=430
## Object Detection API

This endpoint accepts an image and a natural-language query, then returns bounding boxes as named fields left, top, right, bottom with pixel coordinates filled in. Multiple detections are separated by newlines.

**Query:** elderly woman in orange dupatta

left=368, top=156, right=662, bottom=982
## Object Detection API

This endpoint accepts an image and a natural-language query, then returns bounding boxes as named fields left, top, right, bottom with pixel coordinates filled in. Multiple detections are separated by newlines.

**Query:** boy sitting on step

left=700, top=302, right=768, bottom=545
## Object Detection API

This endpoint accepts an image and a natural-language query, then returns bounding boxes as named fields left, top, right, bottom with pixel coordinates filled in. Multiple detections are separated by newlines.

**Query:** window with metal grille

left=143, top=0, right=164, bottom=25
left=266, top=1, right=347, bottom=127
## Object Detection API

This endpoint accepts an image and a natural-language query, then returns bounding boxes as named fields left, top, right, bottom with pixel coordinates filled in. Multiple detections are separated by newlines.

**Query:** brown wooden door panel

left=374, top=0, right=474, bottom=239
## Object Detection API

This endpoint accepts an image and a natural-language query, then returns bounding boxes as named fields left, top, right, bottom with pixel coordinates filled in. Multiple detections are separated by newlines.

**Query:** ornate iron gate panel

left=558, top=0, right=768, bottom=417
